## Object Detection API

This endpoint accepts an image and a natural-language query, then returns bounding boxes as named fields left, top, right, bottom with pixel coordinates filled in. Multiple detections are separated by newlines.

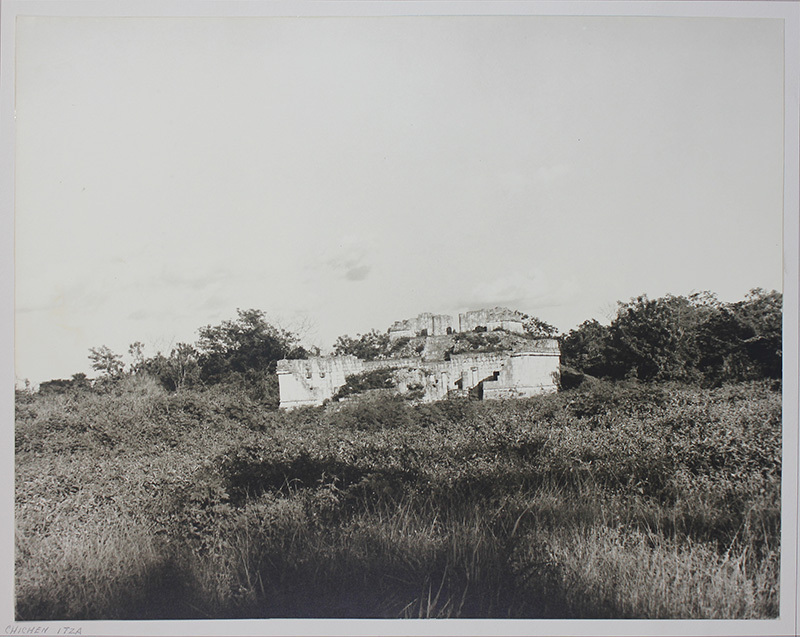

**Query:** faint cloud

left=127, top=307, right=188, bottom=322
left=345, top=265, right=371, bottom=281
left=199, top=294, right=230, bottom=310
left=464, top=270, right=580, bottom=310
left=160, top=268, right=228, bottom=291
left=16, top=280, right=106, bottom=315
left=318, top=236, right=373, bottom=283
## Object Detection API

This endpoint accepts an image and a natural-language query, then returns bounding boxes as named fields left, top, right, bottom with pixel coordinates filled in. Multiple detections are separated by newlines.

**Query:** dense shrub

left=332, top=368, right=396, bottom=401
left=328, top=394, right=413, bottom=431
left=332, top=330, right=392, bottom=360
left=15, top=379, right=781, bottom=619
left=561, top=290, right=782, bottom=384
left=389, top=336, right=412, bottom=354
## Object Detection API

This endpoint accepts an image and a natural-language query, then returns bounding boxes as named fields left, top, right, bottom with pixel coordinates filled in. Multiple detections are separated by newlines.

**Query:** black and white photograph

left=2, top=1, right=798, bottom=635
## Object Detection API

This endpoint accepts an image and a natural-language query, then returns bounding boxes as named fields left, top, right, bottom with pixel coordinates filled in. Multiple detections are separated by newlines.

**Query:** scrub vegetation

left=15, top=290, right=782, bottom=619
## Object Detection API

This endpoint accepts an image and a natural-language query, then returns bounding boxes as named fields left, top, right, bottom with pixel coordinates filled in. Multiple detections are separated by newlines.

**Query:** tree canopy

left=332, top=330, right=392, bottom=361
left=65, top=291, right=780, bottom=406
left=196, top=309, right=307, bottom=383
left=88, top=345, right=125, bottom=379
left=561, top=289, right=782, bottom=384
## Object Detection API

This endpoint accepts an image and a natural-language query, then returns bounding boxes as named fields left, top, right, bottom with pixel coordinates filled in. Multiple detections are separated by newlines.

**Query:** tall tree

left=143, top=343, right=201, bottom=391
left=607, top=294, right=703, bottom=381
left=561, top=290, right=782, bottom=384
left=88, top=345, right=125, bottom=379
left=332, top=330, right=392, bottom=360
left=696, top=288, right=782, bottom=381
left=196, top=309, right=306, bottom=383
left=560, top=319, right=612, bottom=377
left=128, top=341, right=146, bottom=374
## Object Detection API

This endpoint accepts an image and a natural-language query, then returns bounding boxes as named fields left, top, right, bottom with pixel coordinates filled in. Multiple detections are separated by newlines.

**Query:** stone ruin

left=277, top=308, right=560, bottom=410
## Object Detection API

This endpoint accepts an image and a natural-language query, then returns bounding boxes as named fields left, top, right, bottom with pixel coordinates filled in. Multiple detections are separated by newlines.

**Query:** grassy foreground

left=15, top=377, right=781, bottom=619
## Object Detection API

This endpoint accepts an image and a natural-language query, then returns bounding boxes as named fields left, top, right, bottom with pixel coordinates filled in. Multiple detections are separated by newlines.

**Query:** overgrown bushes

left=332, top=368, right=396, bottom=401
left=561, top=289, right=782, bottom=384
left=15, top=377, right=781, bottom=619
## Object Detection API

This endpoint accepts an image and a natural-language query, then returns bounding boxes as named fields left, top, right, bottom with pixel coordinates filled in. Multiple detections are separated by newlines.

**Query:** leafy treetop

left=196, top=308, right=308, bottom=382
left=332, top=330, right=392, bottom=361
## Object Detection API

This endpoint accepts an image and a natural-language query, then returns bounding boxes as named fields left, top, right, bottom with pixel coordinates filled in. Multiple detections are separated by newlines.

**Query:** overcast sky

left=13, top=14, right=785, bottom=384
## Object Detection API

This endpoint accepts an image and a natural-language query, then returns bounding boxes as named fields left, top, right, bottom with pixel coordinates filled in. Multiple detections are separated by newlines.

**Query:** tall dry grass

left=513, top=522, right=778, bottom=618
left=15, top=377, right=782, bottom=619
left=15, top=506, right=178, bottom=620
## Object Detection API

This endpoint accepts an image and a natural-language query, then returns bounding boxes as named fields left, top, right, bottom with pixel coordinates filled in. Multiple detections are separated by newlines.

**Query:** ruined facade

left=388, top=308, right=526, bottom=339
left=388, top=313, right=455, bottom=339
left=458, top=307, right=526, bottom=334
left=277, top=341, right=560, bottom=409
left=278, top=308, right=560, bottom=410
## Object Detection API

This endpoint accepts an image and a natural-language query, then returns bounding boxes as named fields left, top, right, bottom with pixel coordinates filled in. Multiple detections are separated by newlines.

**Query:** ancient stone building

left=388, top=313, right=455, bottom=339
left=277, top=341, right=560, bottom=409
left=458, top=307, right=526, bottom=334
left=278, top=308, right=560, bottom=410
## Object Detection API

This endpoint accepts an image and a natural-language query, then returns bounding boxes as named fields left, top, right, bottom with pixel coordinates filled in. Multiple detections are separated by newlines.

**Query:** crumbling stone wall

left=389, top=313, right=454, bottom=339
left=278, top=339, right=560, bottom=409
left=458, top=307, right=525, bottom=334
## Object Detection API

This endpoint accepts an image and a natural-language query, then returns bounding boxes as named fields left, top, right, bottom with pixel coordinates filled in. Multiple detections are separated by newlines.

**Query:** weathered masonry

left=388, top=307, right=527, bottom=339
left=277, top=308, right=560, bottom=410
left=277, top=343, right=560, bottom=409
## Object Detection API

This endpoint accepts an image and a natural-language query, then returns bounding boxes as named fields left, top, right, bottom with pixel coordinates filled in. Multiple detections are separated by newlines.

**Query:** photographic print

left=4, top=1, right=798, bottom=634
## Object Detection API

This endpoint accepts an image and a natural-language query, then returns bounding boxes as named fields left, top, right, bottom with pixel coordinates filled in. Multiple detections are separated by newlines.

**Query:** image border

left=1, top=1, right=798, bottom=636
